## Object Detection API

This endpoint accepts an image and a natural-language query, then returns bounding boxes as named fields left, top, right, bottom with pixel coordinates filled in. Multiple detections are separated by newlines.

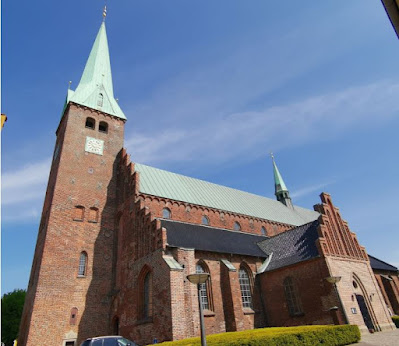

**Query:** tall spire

left=63, top=13, right=126, bottom=120
left=271, top=153, right=293, bottom=209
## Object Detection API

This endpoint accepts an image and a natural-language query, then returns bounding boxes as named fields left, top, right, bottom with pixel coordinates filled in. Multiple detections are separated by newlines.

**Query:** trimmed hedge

left=156, top=325, right=360, bottom=346
left=393, top=315, right=399, bottom=328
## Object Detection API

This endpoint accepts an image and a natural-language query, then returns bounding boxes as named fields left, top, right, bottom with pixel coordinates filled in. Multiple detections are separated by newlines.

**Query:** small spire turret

left=271, top=153, right=293, bottom=209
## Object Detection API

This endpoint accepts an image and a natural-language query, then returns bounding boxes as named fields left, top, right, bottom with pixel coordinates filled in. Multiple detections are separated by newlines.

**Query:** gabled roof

left=161, top=219, right=268, bottom=257
left=135, top=163, right=320, bottom=226
left=257, top=220, right=320, bottom=272
left=64, top=22, right=126, bottom=120
left=368, top=255, right=398, bottom=272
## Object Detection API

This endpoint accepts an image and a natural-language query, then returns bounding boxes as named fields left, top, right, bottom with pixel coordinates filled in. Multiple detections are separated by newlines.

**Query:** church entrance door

left=356, top=294, right=374, bottom=331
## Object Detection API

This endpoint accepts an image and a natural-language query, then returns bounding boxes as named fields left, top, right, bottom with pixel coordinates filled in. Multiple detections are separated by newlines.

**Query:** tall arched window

left=234, top=221, right=241, bottom=231
left=138, top=266, right=152, bottom=320
left=78, top=252, right=88, bottom=276
left=196, top=262, right=213, bottom=311
left=239, top=265, right=253, bottom=308
left=162, top=208, right=171, bottom=219
left=283, top=277, right=303, bottom=316
left=85, top=117, right=95, bottom=129
left=202, top=215, right=209, bottom=226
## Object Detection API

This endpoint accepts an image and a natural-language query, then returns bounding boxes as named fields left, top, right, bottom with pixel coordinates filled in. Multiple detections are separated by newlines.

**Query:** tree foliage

left=1, top=289, right=26, bottom=346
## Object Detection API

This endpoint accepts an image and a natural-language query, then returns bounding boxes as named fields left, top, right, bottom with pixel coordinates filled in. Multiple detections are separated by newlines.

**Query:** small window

left=162, top=208, right=171, bottom=219
left=70, top=307, right=78, bottom=325
left=239, top=266, right=253, bottom=309
left=97, top=93, right=104, bottom=107
left=78, top=252, right=88, bottom=276
left=99, top=121, right=108, bottom=133
left=202, top=215, right=209, bottom=226
left=261, top=226, right=267, bottom=236
left=65, top=342, right=75, bottom=346
left=85, top=117, right=95, bottom=130
left=74, top=206, right=85, bottom=221
left=88, top=207, right=99, bottom=223
left=284, top=277, right=303, bottom=316
left=234, top=221, right=241, bottom=231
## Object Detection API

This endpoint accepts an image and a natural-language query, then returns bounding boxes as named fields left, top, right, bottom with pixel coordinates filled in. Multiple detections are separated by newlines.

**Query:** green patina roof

left=63, top=22, right=126, bottom=120
left=135, top=163, right=319, bottom=226
left=272, top=157, right=288, bottom=194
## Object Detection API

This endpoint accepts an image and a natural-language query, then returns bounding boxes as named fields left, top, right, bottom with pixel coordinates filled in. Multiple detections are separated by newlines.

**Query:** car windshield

left=117, top=338, right=137, bottom=346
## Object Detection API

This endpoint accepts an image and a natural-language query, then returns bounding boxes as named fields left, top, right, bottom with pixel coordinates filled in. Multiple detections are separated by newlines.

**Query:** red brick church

left=18, top=17, right=398, bottom=346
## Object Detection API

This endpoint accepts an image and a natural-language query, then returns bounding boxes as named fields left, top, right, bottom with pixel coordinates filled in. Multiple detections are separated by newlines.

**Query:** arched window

left=70, top=307, right=78, bottom=325
left=283, top=277, right=303, bottom=316
left=88, top=207, right=99, bottom=223
left=196, top=262, right=213, bottom=311
left=85, top=117, right=95, bottom=129
left=261, top=226, right=267, bottom=236
left=97, top=93, right=104, bottom=107
left=162, top=208, right=171, bottom=219
left=99, top=121, right=108, bottom=133
left=73, top=206, right=85, bottom=221
left=239, top=265, right=253, bottom=309
left=138, top=266, right=152, bottom=320
left=234, top=221, right=241, bottom=231
left=202, top=215, right=209, bottom=226
left=78, top=252, right=88, bottom=276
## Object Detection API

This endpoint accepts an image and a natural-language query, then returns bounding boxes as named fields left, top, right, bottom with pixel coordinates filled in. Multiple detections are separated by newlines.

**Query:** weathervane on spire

left=103, top=4, right=107, bottom=21
left=270, top=152, right=275, bottom=161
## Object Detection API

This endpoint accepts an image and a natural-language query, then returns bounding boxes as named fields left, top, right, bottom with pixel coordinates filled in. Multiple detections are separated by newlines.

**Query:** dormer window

left=99, top=121, right=108, bottom=133
left=97, top=93, right=104, bottom=107
left=85, top=117, right=95, bottom=130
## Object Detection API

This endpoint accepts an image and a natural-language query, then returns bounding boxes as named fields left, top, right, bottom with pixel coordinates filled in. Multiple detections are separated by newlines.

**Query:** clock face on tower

left=85, top=136, right=104, bottom=155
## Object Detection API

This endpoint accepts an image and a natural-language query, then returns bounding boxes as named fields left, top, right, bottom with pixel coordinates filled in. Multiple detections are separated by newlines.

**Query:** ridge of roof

left=135, top=162, right=320, bottom=227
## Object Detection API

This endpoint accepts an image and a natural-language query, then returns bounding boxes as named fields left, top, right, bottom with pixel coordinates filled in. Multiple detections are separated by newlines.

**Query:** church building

left=18, top=15, right=398, bottom=346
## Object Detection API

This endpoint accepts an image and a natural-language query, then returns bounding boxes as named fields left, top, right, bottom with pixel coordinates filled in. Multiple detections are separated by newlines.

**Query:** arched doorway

left=352, top=274, right=378, bottom=332
left=355, top=294, right=373, bottom=330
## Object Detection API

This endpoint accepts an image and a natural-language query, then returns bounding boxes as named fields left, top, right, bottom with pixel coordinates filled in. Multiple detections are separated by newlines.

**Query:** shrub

left=156, top=325, right=360, bottom=346
left=392, top=316, right=399, bottom=328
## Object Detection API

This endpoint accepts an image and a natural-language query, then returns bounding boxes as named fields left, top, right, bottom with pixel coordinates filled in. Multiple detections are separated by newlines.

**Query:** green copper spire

left=64, top=20, right=126, bottom=120
left=271, top=154, right=293, bottom=209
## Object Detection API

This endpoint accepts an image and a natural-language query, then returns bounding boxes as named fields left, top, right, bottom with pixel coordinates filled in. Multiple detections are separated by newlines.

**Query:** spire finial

left=68, top=81, right=72, bottom=90
left=102, top=4, right=107, bottom=21
left=270, top=152, right=274, bottom=161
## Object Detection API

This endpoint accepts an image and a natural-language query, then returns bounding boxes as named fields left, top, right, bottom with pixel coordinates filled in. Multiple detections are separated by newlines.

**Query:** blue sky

left=2, top=0, right=399, bottom=294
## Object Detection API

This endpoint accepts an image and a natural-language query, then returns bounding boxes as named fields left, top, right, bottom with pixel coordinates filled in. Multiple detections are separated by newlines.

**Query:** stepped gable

left=135, top=163, right=320, bottom=226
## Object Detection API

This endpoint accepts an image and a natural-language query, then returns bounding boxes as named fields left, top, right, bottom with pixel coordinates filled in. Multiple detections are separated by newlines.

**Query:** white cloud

left=291, top=181, right=334, bottom=199
left=125, top=80, right=399, bottom=167
left=2, top=158, right=51, bottom=223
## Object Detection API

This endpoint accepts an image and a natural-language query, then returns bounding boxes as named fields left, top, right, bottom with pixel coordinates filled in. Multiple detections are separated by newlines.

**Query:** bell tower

left=18, top=12, right=126, bottom=346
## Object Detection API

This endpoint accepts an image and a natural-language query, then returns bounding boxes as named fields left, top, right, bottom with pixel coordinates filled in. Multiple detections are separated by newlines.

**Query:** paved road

left=352, top=329, right=399, bottom=346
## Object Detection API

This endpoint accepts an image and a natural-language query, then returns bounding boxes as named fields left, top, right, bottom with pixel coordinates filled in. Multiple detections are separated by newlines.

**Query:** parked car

left=80, top=336, right=139, bottom=346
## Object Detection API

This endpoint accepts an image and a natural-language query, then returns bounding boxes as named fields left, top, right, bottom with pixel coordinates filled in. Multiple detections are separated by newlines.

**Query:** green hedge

left=156, top=325, right=360, bottom=346
left=393, top=316, right=399, bottom=328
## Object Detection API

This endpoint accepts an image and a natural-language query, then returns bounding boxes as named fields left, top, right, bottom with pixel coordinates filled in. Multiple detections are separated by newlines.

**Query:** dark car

left=80, top=336, right=139, bottom=346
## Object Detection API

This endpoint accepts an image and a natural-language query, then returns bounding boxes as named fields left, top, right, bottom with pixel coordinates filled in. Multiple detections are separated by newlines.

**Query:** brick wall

left=326, top=257, right=395, bottom=332
left=19, top=103, right=125, bottom=346
left=259, top=258, right=336, bottom=327
left=140, top=194, right=292, bottom=236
